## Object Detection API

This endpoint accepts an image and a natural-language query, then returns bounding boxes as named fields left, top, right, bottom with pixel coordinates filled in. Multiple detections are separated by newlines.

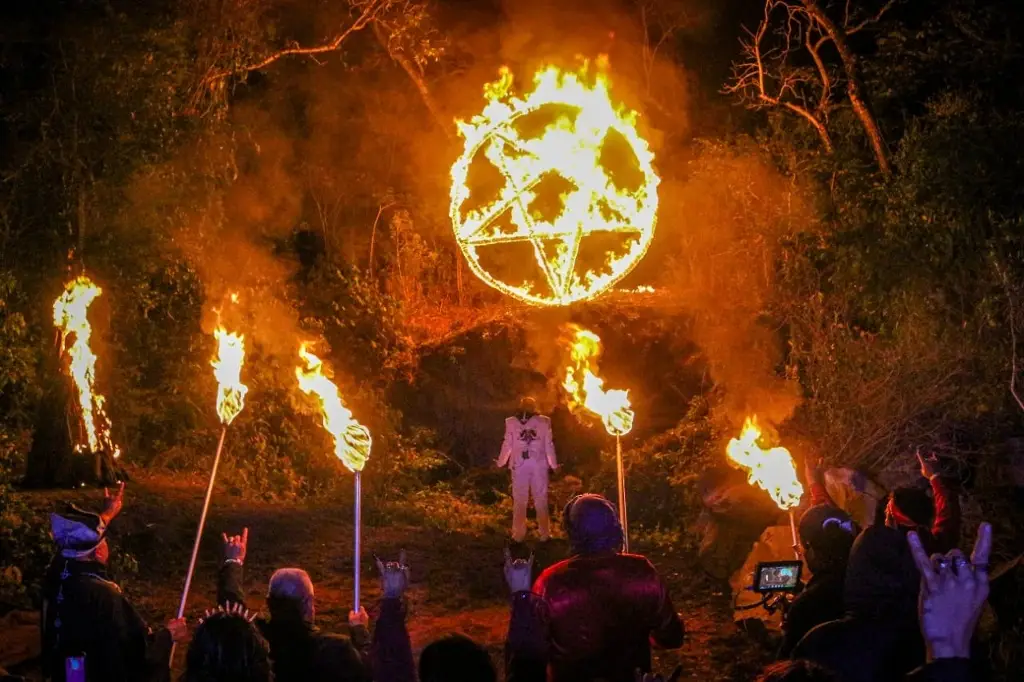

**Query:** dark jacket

left=530, top=552, right=684, bottom=682
left=217, top=562, right=371, bottom=682
left=781, top=569, right=846, bottom=657
left=41, top=557, right=171, bottom=682
left=370, top=597, right=416, bottom=682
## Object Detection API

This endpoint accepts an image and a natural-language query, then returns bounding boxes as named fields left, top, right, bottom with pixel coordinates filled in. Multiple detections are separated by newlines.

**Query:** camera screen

left=754, top=561, right=802, bottom=592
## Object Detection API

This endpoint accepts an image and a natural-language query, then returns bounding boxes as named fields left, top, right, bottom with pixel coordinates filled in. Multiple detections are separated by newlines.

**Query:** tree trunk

left=25, top=335, right=79, bottom=487
left=802, top=0, right=892, bottom=178
left=371, top=21, right=452, bottom=138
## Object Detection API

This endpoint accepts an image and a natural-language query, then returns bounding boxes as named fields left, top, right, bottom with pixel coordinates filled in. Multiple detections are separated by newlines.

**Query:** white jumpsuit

left=497, top=414, right=558, bottom=542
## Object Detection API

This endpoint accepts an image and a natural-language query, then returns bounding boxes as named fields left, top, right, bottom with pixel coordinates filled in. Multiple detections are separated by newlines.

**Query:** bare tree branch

left=192, top=0, right=389, bottom=96
left=725, top=1, right=835, bottom=152
left=846, top=0, right=898, bottom=35
left=801, top=0, right=893, bottom=177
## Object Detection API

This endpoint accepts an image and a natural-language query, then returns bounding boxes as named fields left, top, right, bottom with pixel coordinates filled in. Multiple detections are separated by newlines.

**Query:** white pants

left=511, top=461, right=550, bottom=542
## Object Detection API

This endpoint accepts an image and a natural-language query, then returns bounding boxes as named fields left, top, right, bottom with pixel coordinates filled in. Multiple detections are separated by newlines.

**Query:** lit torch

left=726, top=417, right=804, bottom=557
left=296, top=344, right=372, bottom=611
left=176, top=305, right=249, bottom=630
left=52, top=276, right=121, bottom=462
left=563, top=325, right=635, bottom=550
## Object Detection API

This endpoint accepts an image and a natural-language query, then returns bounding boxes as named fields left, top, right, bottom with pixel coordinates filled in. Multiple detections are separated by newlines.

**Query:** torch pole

left=354, top=471, right=362, bottom=613
left=789, top=509, right=800, bottom=560
left=170, top=424, right=228, bottom=665
left=616, top=434, right=629, bottom=553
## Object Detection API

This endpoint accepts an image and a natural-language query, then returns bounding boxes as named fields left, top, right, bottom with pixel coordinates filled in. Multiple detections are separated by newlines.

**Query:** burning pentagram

left=450, top=58, right=660, bottom=306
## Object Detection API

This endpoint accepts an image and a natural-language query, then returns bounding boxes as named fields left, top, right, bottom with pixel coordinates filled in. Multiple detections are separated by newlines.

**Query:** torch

left=296, top=345, right=372, bottom=611
left=563, top=325, right=636, bottom=551
left=725, top=417, right=804, bottom=559
left=175, top=324, right=248, bottom=624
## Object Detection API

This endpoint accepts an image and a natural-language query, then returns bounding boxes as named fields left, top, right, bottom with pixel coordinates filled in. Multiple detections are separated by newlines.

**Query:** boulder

left=696, top=466, right=782, bottom=580
left=729, top=525, right=802, bottom=629
left=822, top=467, right=887, bottom=528
left=0, top=610, right=40, bottom=670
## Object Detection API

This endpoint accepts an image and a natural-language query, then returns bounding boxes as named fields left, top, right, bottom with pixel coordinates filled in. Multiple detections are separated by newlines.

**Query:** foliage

left=0, top=482, right=51, bottom=608
left=0, top=271, right=38, bottom=434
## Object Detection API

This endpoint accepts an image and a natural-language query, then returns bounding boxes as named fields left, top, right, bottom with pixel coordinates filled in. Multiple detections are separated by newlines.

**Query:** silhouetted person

left=41, top=484, right=186, bottom=682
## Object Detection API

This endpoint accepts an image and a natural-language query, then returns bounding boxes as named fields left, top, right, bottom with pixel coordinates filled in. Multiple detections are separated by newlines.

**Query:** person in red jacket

left=528, top=493, right=684, bottom=682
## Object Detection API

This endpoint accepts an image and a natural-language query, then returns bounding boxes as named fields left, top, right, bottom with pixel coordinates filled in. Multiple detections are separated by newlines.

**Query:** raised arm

left=929, top=476, right=961, bottom=553
left=804, top=458, right=836, bottom=508
left=918, top=453, right=961, bottom=553
left=370, top=552, right=415, bottom=682
left=217, top=528, right=248, bottom=607
left=504, top=550, right=549, bottom=682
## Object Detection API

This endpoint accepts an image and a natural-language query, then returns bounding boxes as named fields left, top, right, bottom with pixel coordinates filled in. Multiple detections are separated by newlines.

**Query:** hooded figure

left=529, top=494, right=684, bottom=682
left=497, top=397, right=558, bottom=542
left=41, top=504, right=177, bottom=682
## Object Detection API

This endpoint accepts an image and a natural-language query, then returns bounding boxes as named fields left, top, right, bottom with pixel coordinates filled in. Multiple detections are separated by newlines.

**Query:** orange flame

left=211, top=326, right=247, bottom=425
left=450, top=57, right=659, bottom=306
left=726, top=417, right=803, bottom=510
left=53, top=276, right=120, bottom=458
left=563, top=325, right=634, bottom=435
left=296, top=345, right=372, bottom=473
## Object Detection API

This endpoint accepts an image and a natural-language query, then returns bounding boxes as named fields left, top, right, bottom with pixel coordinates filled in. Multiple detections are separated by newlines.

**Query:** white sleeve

left=497, top=420, right=514, bottom=467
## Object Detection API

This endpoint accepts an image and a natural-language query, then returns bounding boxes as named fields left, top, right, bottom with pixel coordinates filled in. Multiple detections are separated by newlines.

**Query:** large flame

left=211, top=326, right=248, bottom=425
left=726, top=417, right=804, bottom=510
left=53, top=276, right=120, bottom=458
left=563, top=325, right=634, bottom=435
left=450, top=57, right=660, bottom=306
left=296, top=345, right=372, bottom=473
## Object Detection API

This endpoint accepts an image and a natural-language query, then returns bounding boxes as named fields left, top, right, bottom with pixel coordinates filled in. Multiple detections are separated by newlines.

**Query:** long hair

left=182, top=610, right=273, bottom=682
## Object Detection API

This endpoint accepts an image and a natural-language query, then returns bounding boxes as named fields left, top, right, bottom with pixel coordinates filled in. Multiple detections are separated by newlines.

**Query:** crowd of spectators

left=32, top=450, right=991, bottom=682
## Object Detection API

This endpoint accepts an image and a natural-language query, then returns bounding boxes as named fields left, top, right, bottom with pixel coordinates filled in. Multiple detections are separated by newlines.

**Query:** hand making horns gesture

left=908, top=522, right=991, bottom=660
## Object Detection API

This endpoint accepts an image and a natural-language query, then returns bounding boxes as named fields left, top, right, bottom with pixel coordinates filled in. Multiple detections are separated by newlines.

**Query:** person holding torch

left=497, top=396, right=558, bottom=543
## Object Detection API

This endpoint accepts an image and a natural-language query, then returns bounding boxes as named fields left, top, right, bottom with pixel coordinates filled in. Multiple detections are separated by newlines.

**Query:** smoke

left=485, top=0, right=809, bottom=429
left=656, top=141, right=814, bottom=427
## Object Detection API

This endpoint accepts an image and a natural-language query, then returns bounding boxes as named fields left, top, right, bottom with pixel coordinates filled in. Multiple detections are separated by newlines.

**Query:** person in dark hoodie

left=781, top=460, right=859, bottom=657
left=216, top=528, right=371, bottom=682
left=40, top=483, right=187, bottom=682
left=526, top=493, right=684, bottom=682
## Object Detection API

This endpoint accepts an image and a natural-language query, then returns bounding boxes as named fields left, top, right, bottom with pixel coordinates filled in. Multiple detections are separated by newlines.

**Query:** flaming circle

left=450, top=57, right=659, bottom=306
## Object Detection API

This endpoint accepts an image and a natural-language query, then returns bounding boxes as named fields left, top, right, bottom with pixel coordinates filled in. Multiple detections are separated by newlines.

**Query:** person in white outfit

left=497, top=396, right=558, bottom=542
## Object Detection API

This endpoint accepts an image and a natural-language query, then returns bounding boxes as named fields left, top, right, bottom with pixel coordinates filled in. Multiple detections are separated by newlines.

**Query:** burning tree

left=29, top=276, right=122, bottom=486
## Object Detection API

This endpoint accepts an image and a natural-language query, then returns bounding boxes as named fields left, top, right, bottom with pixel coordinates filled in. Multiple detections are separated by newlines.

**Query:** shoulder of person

left=538, top=415, right=552, bottom=425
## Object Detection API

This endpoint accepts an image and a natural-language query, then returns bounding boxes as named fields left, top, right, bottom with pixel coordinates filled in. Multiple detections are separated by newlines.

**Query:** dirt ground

left=14, top=469, right=772, bottom=681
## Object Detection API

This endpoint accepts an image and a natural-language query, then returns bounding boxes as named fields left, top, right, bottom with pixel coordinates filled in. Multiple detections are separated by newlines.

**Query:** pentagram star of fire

left=450, top=62, right=660, bottom=307
left=458, top=129, right=647, bottom=301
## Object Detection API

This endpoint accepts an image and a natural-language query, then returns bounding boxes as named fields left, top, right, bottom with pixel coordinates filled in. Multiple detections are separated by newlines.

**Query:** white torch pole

left=789, top=509, right=800, bottom=560
left=171, top=424, right=228, bottom=665
left=616, top=434, right=629, bottom=553
left=354, top=471, right=362, bottom=613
